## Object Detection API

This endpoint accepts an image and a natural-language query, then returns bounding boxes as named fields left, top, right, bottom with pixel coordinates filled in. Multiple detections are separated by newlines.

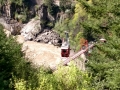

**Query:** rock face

left=39, top=4, right=55, bottom=30
left=0, top=17, right=23, bottom=35
left=10, top=22, right=23, bottom=35
left=0, top=2, right=62, bottom=46
left=0, top=18, right=21, bottom=35
left=21, top=18, right=41, bottom=40
left=20, top=3, right=61, bottom=46
left=35, top=30, right=62, bottom=46
left=0, top=18, right=11, bottom=30
left=20, top=17, right=62, bottom=46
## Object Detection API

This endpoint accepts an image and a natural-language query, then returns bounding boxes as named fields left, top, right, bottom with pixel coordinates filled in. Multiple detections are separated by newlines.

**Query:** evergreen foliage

left=13, top=64, right=93, bottom=90
left=55, top=0, right=120, bottom=89
left=44, top=0, right=60, bottom=18
left=60, top=0, right=72, bottom=12
left=0, top=0, right=23, bottom=6
left=75, top=0, right=120, bottom=89
left=77, top=0, right=120, bottom=40
left=0, top=24, right=24, bottom=89
left=87, top=32, right=120, bottom=89
left=0, top=24, right=38, bottom=90
left=44, top=0, right=54, bottom=15
left=0, top=0, right=35, bottom=23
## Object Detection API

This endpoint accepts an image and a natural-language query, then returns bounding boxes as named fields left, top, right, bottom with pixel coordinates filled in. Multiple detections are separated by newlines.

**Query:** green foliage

left=54, top=2, right=85, bottom=51
left=0, top=24, right=37, bottom=90
left=0, top=0, right=6, bottom=5
left=54, top=64, right=93, bottom=90
left=13, top=64, right=94, bottom=90
left=55, top=0, right=120, bottom=89
left=0, top=0, right=34, bottom=23
left=15, top=12, right=27, bottom=23
left=0, top=24, right=24, bottom=89
left=74, top=0, right=120, bottom=89
left=86, top=32, right=120, bottom=89
left=77, top=0, right=120, bottom=40
left=44, top=0, right=54, bottom=14
left=10, top=0, right=23, bottom=6
left=60, top=0, right=72, bottom=12
left=44, top=0, right=59, bottom=16
left=54, top=19, right=70, bottom=38
left=0, top=0, right=23, bottom=5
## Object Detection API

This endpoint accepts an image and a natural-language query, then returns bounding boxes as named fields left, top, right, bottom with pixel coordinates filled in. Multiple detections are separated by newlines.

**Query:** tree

left=60, top=0, right=72, bottom=12
left=75, top=0, right=120, bottom=89
left=86, top=32, right=120, bottom=89
left=0, top=24, right=34, bottom=89
left=77, top=0, right=120, bottom=41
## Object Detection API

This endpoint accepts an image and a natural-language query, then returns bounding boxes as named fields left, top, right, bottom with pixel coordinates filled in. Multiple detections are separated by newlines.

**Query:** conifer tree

left=0, top=24, right=31, bottom=89
left=75, top=0, right=120, bottom=89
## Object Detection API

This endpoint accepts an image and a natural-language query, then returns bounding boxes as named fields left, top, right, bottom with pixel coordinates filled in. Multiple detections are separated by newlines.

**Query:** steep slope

left=17, top=35, right=61, bottom=68
left=17, top=34, right=87, bottom=71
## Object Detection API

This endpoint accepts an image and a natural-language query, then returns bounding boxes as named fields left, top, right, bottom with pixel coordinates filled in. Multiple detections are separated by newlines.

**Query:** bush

left=0, top=24, right=34, bottom=89
left=0, top=24, right=24, bottom=89
left=13, top=64, right=94, bottom=90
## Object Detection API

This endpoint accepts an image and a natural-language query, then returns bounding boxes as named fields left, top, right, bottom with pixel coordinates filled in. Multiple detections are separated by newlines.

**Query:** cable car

left=61, top=31, right=70, bottom=57
left=61, top=41, right=70, bottom=57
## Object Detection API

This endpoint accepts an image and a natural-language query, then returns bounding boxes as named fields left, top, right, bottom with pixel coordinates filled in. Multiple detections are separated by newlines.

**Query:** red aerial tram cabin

left=61, top=42, right=70, bottom=57
left=61, top=31, right=70, bottom=57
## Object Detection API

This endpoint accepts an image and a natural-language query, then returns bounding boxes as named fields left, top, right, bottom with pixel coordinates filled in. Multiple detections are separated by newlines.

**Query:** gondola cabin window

left=61, top=48, right=70, bottom=57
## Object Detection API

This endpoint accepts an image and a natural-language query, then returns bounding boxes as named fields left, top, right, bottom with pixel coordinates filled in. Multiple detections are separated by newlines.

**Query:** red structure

left=61, top=47, right=70, bottom=57
left=80, top=39, right=88, bottom=50
left=61, top=32, right=70, bottom=57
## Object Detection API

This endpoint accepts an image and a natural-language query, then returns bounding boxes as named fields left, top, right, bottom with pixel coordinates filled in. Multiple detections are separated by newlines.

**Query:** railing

left=51, top=44, right=94, bottom=71
left=63, top=44, right=94, bottom=65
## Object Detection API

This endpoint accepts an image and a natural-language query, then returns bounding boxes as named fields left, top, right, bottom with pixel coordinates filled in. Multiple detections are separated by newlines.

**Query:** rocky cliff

left=0, top=1, right=62, bottom=46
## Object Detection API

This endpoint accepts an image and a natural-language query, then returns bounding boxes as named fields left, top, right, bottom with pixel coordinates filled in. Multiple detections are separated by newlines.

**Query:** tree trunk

left=5, top=0, right=11, bottom=18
